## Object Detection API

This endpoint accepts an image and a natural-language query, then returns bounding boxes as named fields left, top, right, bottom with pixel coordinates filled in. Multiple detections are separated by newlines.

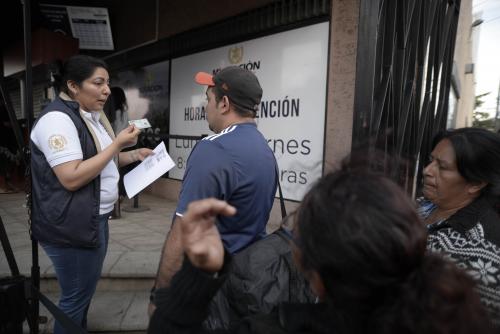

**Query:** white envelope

left=123, top=142, right=175, bottom=198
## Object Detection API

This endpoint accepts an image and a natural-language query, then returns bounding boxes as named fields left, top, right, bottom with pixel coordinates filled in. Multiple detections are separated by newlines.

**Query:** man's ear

left=219, top=96, right=230, bottom=114
left=467, top=181, right=487, bottom=196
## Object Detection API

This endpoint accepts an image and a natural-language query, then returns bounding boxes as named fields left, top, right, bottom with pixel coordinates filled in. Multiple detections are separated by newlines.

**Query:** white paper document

left=123, top=142, right=175, bottom=198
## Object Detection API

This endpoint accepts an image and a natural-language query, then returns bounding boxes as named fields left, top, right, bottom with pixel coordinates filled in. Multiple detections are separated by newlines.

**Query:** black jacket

left=148, top=257, right=332, bottom=334
left=205, top=229, right=316, bottom=329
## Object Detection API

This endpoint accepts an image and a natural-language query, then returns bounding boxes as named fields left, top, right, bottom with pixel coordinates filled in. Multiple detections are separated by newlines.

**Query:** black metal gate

left=352, top=0, right=461, bottom=195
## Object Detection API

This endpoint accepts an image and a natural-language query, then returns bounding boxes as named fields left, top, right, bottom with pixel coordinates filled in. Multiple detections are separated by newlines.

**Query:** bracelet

left=149, top=286, right=156, bottom=304
left=130, top=150, right=137, bottom=162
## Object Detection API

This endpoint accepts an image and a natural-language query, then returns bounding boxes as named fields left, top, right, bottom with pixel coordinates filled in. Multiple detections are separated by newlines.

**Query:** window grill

left=352, top=0, right=461, bottom=196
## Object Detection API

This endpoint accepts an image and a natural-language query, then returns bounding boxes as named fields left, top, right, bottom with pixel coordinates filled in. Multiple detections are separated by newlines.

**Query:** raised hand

left=115, top=125, right=141, bottom=149
left=180, top=199, right=236, bottom=273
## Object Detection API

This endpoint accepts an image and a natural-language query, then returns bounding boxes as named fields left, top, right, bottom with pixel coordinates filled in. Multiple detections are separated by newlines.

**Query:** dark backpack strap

left=276, top=167, right=287, bottom=219
left=271, top=229, right=301, bottom=303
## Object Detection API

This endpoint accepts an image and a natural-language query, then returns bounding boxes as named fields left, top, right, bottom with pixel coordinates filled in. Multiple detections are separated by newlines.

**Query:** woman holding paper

left=30, top=55, right=152, bottom=334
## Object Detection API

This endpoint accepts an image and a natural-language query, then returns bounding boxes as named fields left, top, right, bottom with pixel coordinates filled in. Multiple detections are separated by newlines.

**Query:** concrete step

left=27, top=256, right=157, bottom=332
left=24, top=290, right=150, bottom=333
left=40, top=277, right=155, bottom=293
left=9, top=248, right=161, bottom=277
left=0, top=192, right=172, bottom=334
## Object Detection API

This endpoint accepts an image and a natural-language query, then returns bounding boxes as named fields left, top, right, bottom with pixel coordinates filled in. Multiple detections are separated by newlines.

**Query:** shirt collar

left=81, top=109, right=101, bottom=123
left=220, top=121, right=256, bottom=132
left=425, top=196, right=500, bottom=240
left=58, top=92, right=101, bottom=122
left=59, top=91, right=73, bottom=101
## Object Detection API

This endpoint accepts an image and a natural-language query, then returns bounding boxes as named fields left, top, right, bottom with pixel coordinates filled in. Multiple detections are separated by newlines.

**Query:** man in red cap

left=150, top=66, right=278, bottom=309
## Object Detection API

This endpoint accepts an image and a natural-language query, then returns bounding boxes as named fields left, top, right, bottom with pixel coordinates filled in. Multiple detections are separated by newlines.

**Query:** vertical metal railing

left=353, top=0, right=461, bottom=196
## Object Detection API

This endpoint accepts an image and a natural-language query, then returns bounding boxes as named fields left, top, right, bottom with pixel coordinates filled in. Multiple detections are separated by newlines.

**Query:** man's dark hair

left=295, top=164, right=492, bottom=333
left=56, top=55, right=108, bottom=97
left=432, top=127, right=500, bottom=199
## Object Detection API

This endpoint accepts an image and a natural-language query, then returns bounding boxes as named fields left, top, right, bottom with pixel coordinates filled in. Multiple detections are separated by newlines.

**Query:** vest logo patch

left=48, top=135, right=67, bottom=152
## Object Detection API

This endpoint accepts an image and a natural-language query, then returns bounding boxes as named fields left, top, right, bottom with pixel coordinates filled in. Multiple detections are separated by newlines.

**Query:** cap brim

left=194, top=72, right=215, bottom=86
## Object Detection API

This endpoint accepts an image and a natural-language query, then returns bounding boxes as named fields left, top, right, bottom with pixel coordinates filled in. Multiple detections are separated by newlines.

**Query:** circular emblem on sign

left=48, top=135, right=67, bottom=152
left=228, top=46, right=243, bottom=64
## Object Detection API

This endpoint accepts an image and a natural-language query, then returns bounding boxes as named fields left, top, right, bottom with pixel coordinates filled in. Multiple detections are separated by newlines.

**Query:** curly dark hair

left=295, top=165, right=493, bottom=333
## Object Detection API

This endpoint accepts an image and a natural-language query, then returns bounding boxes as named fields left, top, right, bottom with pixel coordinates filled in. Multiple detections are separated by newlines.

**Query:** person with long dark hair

left=30, top=55, right=152, bottom=333
left=148, top=163, right=493, bottom=334
left=420, top=127, right=500, bottom=325
left=104, top=86, right=132, bottom=218
left=104, top=86, right=129, bottom=134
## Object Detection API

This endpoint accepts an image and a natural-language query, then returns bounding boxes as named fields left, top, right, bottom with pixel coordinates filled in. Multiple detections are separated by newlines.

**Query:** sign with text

left=40, top=4, right=114, bottom=50
left=169, top=22, right=329, bottom=201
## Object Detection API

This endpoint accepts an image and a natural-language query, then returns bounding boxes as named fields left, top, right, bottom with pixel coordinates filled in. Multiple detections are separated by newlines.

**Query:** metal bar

left=352, top=0, right=381, bottom=145
left=352, top=0, right=462, bottom=195
left=164, top=134, right=207, bottom=140
left=20, top=1, right=39, bottom=332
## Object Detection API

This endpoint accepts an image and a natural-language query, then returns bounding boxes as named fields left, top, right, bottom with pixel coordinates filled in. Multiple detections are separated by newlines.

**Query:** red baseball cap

left=194, top=66, right=262, bottom=114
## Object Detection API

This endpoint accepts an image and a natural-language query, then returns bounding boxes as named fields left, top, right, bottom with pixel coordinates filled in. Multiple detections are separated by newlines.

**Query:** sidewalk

left=0, top=191, right=176, bottom=333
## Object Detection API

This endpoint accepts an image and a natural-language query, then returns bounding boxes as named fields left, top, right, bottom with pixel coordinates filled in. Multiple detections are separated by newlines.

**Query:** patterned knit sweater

left=419, top=197, right=500, bottom=326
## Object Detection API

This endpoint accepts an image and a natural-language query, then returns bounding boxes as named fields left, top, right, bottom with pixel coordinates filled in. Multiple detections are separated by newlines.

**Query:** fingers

left=180, top=199, right=230, bottom=273
left=122, top=124, right=140, bottom=136
left=116, top=125, right=141, bottom=149
left=183, top=198, right=236, bottom=223
left=139, top=148, right=154, bottom=160
left=130, top=125, right=141, bottom=136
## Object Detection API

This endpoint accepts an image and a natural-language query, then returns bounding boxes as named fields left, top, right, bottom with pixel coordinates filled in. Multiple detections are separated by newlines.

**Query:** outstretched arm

left=148, top=199, right=236, bottom=334
left=154, top=215, right=184, bottom=289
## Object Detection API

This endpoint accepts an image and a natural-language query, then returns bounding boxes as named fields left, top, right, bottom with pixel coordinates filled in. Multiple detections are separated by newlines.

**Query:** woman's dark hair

left=104, top=87, right=128, bottom=123
left=56, top=55, right=108, bottom=96
left=432, top=127, right=500, bottom=199
left=295, top=165, right=492, bottom=333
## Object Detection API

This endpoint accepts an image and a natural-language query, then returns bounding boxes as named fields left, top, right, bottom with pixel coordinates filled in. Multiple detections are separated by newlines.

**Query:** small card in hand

left=129, top=118, right=152, bottom=129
